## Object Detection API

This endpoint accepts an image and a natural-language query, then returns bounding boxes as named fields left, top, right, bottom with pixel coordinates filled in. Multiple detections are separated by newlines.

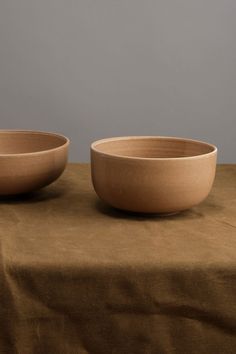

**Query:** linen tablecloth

left=0, top=164, right=236, bottom=354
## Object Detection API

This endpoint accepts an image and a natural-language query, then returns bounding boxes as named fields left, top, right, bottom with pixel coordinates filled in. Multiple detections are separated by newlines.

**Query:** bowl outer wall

left=0, top=144, right=68, bottom=195
left=91, top=148, right=217, bottom=213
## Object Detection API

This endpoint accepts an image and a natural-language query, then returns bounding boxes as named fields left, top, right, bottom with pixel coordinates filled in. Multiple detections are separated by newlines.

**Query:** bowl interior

left=0, top=131, right=68, bottom=155
left=93, top=137, right=216, bottom=159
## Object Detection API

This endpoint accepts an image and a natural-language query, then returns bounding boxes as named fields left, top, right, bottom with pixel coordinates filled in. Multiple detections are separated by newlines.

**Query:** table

left=1, top=164, right=236, bottom=354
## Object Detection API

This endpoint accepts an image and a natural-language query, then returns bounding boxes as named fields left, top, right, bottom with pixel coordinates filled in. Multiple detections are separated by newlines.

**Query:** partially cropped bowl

left=91, top=136, right=217, bottom=214
left=0, top=130, right=69, bottom=195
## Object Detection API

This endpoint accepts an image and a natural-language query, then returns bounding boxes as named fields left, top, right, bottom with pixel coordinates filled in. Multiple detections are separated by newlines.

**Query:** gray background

left=0, top=0, right=235, bottom=162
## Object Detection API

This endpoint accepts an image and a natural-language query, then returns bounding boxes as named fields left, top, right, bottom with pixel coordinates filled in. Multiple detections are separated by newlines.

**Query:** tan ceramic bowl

left=0, top=130, right=69, bottom=195
left=91, top=136, right=217, bottom=214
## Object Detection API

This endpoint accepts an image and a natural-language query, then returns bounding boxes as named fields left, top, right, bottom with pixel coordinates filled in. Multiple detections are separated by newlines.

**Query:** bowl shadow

left=0, top=186, right=65, bottom=205
left=94, top=199, right=202, bottom=221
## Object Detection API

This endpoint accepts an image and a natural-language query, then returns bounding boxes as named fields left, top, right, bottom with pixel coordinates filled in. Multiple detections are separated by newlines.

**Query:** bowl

left=0, top=130, right=69, bottom=195
left=91, top=136, right=217, bottom=214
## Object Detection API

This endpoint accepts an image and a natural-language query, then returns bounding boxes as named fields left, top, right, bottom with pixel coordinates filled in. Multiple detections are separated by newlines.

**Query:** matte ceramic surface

left=91, top=136, right=217, bottom=214
left=0, top=130, right=69, bottom=195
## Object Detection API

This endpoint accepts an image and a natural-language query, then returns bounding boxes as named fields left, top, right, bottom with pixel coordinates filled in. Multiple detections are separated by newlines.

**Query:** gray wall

left=0, top=0, right=235, bottom=162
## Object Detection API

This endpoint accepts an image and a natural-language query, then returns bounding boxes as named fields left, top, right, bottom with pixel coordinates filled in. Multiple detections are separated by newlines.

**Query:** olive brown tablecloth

left=0, top=164, right=236, bottom=354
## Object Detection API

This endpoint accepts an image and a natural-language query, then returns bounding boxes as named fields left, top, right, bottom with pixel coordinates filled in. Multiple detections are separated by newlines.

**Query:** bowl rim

left=0, top=129, right=70, bottom=157
left=91, top=136, right=217, bottom=161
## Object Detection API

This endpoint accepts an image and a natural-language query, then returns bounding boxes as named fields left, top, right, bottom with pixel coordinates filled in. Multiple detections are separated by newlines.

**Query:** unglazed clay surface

left=0, top=130, right=69, bottom=195
left=91, top=136, right=217, bottom=213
